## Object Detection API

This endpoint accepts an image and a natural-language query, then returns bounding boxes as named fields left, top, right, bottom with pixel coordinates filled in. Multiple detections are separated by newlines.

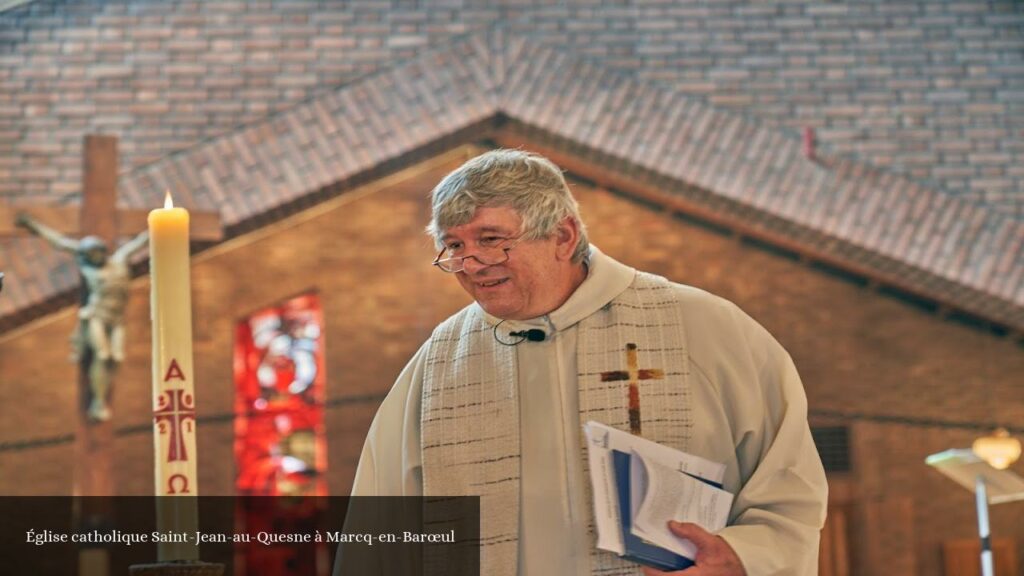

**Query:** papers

left=584, top=421, right=734, bottom=567
left=629, top=451, right=734, bottom=558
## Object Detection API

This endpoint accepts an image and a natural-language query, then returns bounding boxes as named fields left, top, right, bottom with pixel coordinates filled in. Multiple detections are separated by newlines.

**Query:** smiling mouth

left=476, top=278, right=509, bottom=288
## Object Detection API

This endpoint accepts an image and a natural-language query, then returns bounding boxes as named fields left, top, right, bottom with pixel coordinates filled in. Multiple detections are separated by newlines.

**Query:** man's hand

left=640, top=521, right=746, bottom=576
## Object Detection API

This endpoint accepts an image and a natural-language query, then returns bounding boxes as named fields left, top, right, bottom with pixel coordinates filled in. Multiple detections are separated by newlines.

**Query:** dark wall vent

left=811, top=426, right=851, bottom=473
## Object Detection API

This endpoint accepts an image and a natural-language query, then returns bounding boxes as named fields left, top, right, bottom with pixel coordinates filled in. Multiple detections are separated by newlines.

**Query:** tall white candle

left=148, top=192, right=199, bottom=561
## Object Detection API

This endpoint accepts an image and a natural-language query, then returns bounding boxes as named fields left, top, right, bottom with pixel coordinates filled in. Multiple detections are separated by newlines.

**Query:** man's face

left=441, top=206, right=569, bottom=321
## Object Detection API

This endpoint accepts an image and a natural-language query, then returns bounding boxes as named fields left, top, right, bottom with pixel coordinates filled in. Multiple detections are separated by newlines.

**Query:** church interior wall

left=1, top=149, right=1021, bottom=574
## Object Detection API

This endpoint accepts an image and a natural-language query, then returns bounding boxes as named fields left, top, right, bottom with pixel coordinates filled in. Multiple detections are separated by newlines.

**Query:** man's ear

left=554, top=217, right=580, bottom=261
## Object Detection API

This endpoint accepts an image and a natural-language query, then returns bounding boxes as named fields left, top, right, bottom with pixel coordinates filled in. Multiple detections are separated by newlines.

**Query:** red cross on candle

left=154, top=388, right=196, bottom=463
left=600, top=343, right=665, bottom=436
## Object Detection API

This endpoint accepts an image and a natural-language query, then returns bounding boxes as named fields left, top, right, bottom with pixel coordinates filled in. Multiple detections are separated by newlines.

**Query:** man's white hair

left=426, top=149, right=590, bottom=263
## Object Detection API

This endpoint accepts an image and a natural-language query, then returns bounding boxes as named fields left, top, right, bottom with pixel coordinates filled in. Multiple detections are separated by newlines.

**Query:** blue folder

left=612, top=449, right=695, bottom=572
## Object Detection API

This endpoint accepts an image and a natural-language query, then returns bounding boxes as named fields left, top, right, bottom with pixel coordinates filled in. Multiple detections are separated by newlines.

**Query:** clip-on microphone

left=508, top=329, right=546, bottom=342
left=493, top=320, right=547, bottom=346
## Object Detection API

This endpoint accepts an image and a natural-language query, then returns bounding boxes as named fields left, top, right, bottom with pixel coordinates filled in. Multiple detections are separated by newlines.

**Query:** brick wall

left=1, top=149, right=1021, bottom=574
left=1, top=0, right=1022, bottom=216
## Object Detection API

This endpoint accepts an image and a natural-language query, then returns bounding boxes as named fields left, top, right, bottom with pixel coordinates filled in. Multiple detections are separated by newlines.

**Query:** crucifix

left=16, top=213, right=149, bottom=422
left=600, top=343, right=665, bottom=436
left=0, top=135, right=221, bottom=499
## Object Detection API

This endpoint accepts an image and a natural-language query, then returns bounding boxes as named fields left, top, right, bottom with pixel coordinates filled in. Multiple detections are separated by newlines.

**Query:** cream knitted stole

left=421, top=272, right=693, bottom=575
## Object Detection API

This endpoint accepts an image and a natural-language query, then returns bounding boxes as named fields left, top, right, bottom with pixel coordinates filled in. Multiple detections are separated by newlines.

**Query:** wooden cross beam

left=0, top=203, right=223, bottom=241
left=72, top=135, right=120, bottom=503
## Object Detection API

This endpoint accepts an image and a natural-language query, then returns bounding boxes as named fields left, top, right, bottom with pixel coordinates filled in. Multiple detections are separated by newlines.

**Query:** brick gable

left=2, top=25, right=1022, bottom=334
left=3, top=0, right=1023, bottom=216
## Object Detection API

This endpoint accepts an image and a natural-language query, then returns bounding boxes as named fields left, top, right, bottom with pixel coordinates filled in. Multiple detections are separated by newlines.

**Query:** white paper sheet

left=630, top=451, right=734, bottom=559
left=583, top=423, right=625, bottom=554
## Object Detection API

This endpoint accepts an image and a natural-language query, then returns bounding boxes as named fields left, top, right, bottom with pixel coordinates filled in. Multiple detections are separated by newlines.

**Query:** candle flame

left=164, top=191, right=173, bottom=209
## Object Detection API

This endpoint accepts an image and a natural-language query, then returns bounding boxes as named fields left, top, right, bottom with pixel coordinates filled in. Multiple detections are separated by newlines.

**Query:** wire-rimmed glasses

left=432, top=234, right=525, bottom=273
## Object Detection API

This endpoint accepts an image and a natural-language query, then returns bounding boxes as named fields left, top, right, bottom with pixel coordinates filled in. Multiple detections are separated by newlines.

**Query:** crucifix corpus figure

left=17, top=213, right=149, bottom=421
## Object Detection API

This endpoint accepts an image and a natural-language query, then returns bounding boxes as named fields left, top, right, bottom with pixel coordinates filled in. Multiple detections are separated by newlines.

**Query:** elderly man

left=345, top=150, right=827, bottom=575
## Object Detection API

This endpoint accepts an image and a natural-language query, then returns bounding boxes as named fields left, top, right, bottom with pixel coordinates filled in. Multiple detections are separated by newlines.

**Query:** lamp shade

left=973, top=428, right=1022, bottom=470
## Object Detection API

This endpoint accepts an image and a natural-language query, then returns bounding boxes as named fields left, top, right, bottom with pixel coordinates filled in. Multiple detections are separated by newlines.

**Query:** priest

left=338, top=150, right=828, bottom=576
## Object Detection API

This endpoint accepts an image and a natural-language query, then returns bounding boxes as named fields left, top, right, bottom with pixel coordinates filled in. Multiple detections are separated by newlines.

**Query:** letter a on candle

left=164, top=359, right=186, bottom=382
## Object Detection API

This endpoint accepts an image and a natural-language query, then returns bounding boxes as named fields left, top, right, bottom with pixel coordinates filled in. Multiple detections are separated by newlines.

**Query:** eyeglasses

left=432, top=234, right=525, bottom=273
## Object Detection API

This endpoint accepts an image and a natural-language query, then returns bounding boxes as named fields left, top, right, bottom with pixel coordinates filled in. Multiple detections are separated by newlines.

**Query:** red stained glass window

left=233, top=293, right=329, bottom=575
left=234, top=292, right=327, bottom=497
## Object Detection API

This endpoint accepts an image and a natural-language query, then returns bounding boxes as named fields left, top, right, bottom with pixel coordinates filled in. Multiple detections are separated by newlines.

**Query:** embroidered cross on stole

left=600, top=343, right=665, bottom=436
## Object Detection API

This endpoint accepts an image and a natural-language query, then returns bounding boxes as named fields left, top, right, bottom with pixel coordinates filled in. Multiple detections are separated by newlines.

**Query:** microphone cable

left=493, top=319, right=546, bottom=346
